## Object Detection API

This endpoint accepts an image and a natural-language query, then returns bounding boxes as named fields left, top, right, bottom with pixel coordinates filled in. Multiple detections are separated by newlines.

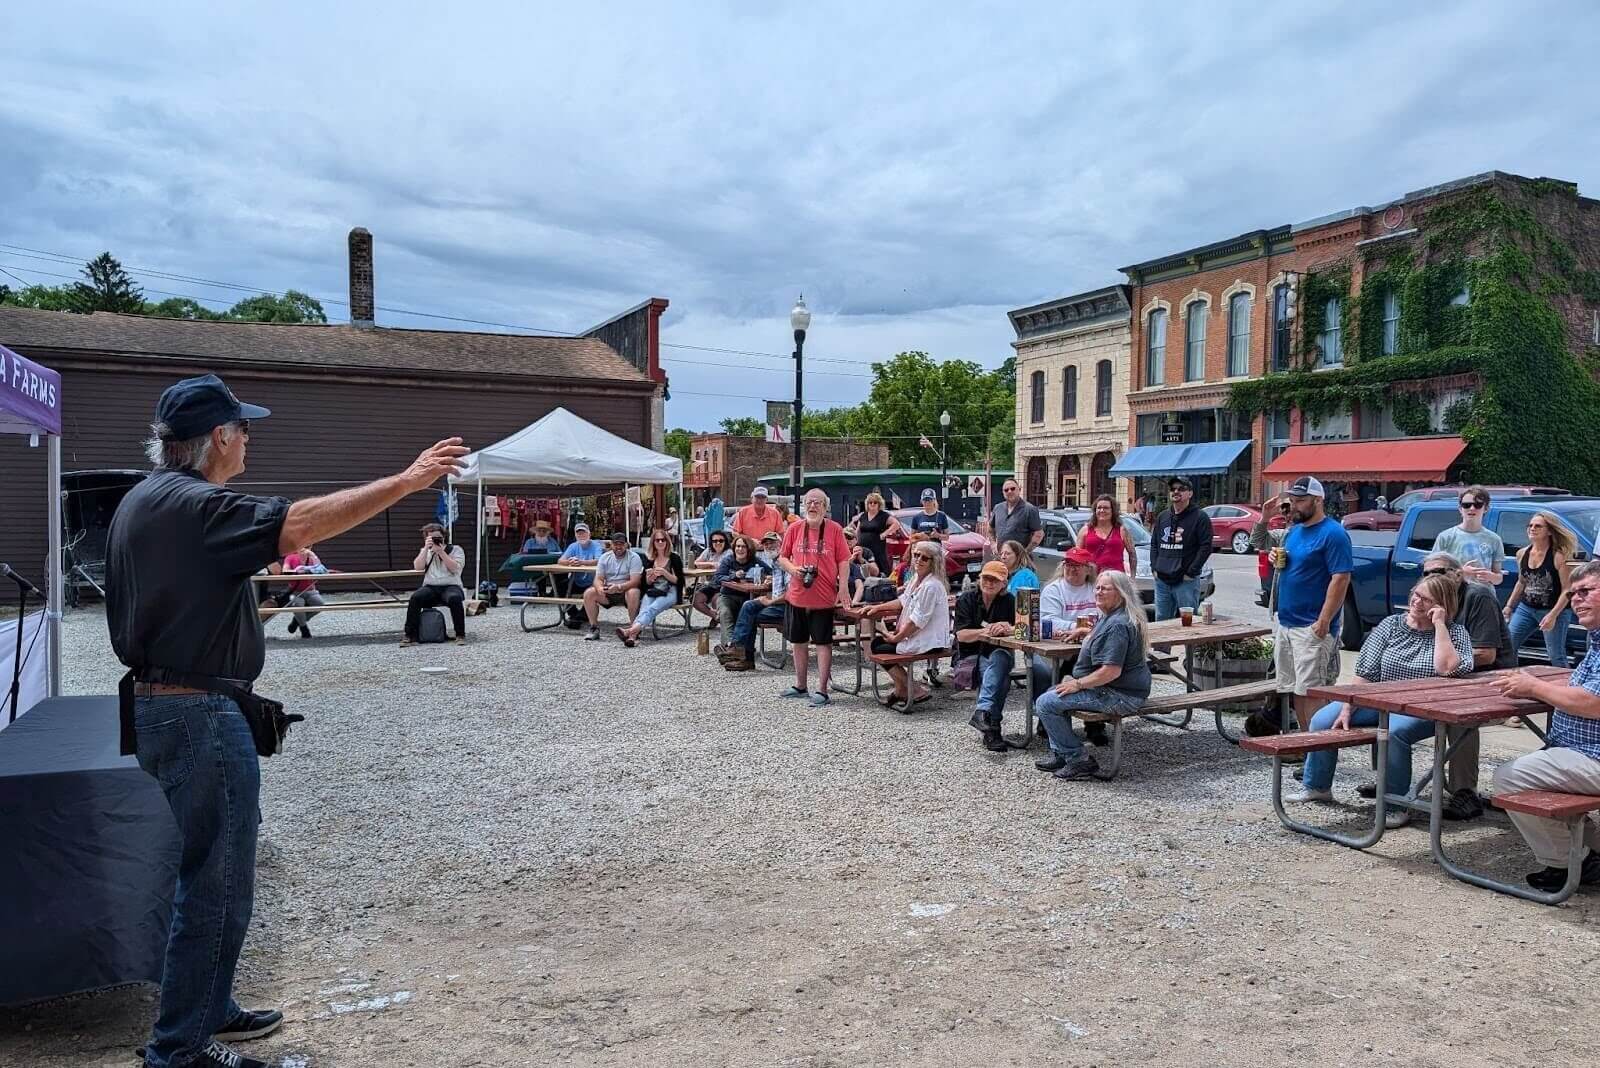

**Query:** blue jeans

left=1301, top=701, right=1435, bottom=797
left=635, top=589, right=679, bottom=628
left=1154, top=576, right=1199, bottom=621
left=973, top=648, right=1014, bottom=727
left=1035, top=685, right=1142, bottom=756
left=133, top=694, right=260, bottom=1068
left=733, top=599, right=785, bottom=655
left=1507, top=602, right=1574, bottom=668
left=1030, top=654, right=1059, bottom=702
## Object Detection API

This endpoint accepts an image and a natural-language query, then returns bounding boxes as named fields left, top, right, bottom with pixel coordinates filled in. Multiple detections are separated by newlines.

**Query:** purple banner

left=0, top=343, right=62, bottom=436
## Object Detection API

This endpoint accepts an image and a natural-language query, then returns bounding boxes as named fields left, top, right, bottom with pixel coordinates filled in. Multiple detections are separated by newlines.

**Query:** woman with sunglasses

left=615, top=529, right=683, bottom=647
left=1288, top=573, right=1474, bottom=827
left=858, top=542, right=951, bottom=710
left=1074, top=494, right=1139, bottom=576
left=691, top=529, right=732, bottom=621
left=1433, top=485, right=1505, bottom=586
left=1503, top=510, right=1577, bottom=668
left=846, top=492, right=905, bottom=576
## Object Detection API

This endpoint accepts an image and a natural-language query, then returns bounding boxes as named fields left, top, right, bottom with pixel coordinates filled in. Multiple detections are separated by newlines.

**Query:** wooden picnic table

left=513, top=562, right=699, bottom=638
left=252, top=569, right=422, bottom=582
left=253, top=569, right=423, bottom=618
left=1293, top=666, right=1574, bottom=903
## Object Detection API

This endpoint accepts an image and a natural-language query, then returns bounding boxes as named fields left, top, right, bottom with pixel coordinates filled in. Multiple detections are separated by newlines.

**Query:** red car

left=883, top=508, right=989, bottom=582
left=1341, top=484, right=1570, bottom=531
left=1201, top=504, right=1263, bottom=554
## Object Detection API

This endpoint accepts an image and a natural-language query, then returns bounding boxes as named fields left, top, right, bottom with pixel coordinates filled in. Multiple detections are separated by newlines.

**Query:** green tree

left=72, top=252, right=145, bottom=313
left=663, top=427, right=694, bottom=464
left=146, top=297, right=225, bottom=320
left=225, top=289, right=327, bottom=323
left=856, top=351, right=1015, bottom=468
left=0, top=283, right=78, bottom=311
left=718, top=416, right=765, bottom=437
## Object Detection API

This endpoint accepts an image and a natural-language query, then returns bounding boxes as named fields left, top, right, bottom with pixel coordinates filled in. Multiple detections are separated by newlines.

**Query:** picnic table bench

left=253, top=569, right=423, bottom=627
left=513, top=562, right=709, bottom=639
left=1250, top=666, right=1593, bottom=905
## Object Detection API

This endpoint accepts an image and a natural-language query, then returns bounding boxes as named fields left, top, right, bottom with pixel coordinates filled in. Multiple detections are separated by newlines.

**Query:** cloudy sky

left=4, top=1, right=1596, bottom=429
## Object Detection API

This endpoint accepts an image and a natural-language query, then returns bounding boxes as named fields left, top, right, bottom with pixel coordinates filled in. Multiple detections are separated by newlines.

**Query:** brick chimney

left=348, top=227, right=375, bottom=327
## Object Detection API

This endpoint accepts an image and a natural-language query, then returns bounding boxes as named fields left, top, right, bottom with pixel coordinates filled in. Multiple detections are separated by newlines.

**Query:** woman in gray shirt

left=1290, top=572, right=1474, bottom=826
left=1032, top=570, right=1152, bottom=781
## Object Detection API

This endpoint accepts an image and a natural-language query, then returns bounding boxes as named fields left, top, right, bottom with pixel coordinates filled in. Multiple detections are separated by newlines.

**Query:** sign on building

left=765, top=400, right=791, bottom=444
left=966, top=475, right=986, bottom=498
left=1160, top=422, right=1184, bottom=443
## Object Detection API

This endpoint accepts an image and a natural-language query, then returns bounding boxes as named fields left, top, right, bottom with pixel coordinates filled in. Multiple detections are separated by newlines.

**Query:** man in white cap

left=732, top=484, right=786, bottom=542
left=1256, top=475, right=1353, bottom=739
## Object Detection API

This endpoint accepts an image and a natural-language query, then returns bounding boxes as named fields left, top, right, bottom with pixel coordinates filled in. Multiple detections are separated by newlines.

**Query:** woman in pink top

left=281, top=545, right=327, bottom=638
left=1075, top=494, right=1138, bottom=575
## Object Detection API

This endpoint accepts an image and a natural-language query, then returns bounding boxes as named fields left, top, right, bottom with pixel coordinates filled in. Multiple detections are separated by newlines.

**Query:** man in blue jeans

left=1150, top=476, right=1212, bottom=621
left=107, top=374, right=466, bottom=1068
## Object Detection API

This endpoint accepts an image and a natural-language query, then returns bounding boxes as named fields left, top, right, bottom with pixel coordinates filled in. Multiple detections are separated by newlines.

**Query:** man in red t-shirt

left=732, top=485, right=787, bottom=542
left=778, top=487, right=851, bottom=707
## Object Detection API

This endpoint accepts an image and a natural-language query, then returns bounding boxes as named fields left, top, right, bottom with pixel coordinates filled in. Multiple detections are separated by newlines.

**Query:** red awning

left=1261, top=437, right=1467, bottom=482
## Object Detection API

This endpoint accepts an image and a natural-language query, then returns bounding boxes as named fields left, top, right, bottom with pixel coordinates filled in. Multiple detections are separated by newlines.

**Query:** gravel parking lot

left=3, top=577, right=1597, bottom=1067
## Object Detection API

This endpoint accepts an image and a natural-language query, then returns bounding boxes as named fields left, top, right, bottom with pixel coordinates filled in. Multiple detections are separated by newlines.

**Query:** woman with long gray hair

left=1032, top=569, right=1151, bottom=780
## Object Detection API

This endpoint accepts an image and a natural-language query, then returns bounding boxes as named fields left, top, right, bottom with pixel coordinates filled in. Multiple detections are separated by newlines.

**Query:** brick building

left=683, top=433, right=888, bottom=507
left=1120, top=170, right=1600, bottom=510
left=1007, top=285, right=1131, bottom=509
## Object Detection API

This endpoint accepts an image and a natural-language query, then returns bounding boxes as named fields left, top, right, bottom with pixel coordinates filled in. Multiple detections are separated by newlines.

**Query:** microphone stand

left=6, top=583, right=26, bottom=724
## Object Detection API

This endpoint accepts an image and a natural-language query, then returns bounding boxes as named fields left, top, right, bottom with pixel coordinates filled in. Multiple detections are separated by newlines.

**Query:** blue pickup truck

left=1342, top=496, right=1600, bottom=655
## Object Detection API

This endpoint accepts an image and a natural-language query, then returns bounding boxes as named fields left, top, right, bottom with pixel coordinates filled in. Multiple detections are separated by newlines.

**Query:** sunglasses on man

left=1459, top=499, right=1486, bottom=510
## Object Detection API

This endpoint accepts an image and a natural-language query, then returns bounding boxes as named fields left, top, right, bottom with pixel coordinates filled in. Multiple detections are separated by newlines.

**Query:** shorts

left=784, top=605, right=836, bottom=646
left=1272, top=623, right=1340, bottom=696
left=601, top=590, right=630, bottom=608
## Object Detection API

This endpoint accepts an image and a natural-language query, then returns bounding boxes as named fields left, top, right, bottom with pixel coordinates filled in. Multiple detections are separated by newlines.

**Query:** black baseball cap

left=1167, top=476, right=1194, bottom=491
left=157, top=374, right=270, bottom=440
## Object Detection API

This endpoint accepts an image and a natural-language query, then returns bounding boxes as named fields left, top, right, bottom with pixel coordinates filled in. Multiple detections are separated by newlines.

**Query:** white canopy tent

left=448, top=407, right=685, bottom=592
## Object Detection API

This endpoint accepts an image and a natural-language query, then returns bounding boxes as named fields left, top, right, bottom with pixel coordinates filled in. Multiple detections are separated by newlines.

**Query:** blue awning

left=1108, top=439, right=1253, bottom=478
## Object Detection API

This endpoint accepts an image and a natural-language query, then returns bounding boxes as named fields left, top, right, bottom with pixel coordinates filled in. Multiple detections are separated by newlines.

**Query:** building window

left=1185, top=302, right=1206, bottom=381
left=1382, top=290, right=1400, bottom=355
left=1268, top=408, right=1291, bottom=463
left=1029, top=370, right=1045, bottom=424
left=1319, top=298, right=1343, bottom=366
left=1136, top=413, right=1163, bottom=446
left=1062, top=366, right=1077, bottom=420
left=1451, top=283, right=1471, bottom=307
left=1145, top=309, right=1167, bottom=386
left=1095, top=360, right=1112, bottom=417
left=1228, top=292, right=1250, bottom=376
left=1272, top=283, right=1291, bottom=371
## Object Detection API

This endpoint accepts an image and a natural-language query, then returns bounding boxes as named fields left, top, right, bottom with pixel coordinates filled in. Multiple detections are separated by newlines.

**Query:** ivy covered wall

left=1230, top=178, right=1600, bottom=493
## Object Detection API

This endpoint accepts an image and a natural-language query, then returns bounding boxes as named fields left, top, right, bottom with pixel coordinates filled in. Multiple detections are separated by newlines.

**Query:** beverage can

left=1202, top=602, right=1215, bottom=624
left=1041, top=618, right=1054, bottom=640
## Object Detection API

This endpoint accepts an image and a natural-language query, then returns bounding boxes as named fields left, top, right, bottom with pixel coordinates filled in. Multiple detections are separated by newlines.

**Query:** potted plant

left=1191, top=636, right=1274, bottom=711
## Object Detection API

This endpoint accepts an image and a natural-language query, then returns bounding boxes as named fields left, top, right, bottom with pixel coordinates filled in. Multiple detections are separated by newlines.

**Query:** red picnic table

left=1243, top=666, right=1590, bottom=904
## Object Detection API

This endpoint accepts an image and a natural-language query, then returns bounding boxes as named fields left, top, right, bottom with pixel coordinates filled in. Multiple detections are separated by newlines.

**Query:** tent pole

left=625, top=484, right=631, bottom=546
left=475, top=473, right=484, bottom=595
left=46, top=434, right=62, bottom=699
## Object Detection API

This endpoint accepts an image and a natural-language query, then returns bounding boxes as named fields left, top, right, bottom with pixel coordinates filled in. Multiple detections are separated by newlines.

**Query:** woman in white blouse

left=861, top=541, right=951, bottom=710
left=1289, top=572, right=1474, bottom=827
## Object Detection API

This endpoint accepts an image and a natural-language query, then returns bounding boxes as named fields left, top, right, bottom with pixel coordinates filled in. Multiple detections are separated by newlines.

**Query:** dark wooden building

left=0, top=299, right=663, bottom=586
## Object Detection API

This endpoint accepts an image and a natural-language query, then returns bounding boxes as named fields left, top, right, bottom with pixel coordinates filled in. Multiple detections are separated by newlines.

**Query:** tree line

left=666, top=350, right=1016, bottom=471
left=0, top=252, right=327, bottom=324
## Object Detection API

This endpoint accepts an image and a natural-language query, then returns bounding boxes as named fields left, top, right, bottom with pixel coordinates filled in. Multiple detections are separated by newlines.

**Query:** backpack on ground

left=418, top=607, right=449, bottom=644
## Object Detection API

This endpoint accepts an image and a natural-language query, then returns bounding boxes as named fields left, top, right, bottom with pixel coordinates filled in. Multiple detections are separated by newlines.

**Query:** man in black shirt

left=1150, top=476, right=1213, bottom=621
left=108, top=374, right=466, bottom=1068
left=955, top=560, right=1017, bottom=751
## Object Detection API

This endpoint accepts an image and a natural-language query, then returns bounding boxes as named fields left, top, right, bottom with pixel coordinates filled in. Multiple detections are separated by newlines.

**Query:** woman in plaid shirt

left=1491, top=560, right=1600, bottom=893
left=1288, top=573, right=1474, bottom=827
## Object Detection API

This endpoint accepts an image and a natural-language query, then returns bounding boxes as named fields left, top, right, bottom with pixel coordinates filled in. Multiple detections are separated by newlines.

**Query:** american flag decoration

left=918, top=434, right=935, bottom=451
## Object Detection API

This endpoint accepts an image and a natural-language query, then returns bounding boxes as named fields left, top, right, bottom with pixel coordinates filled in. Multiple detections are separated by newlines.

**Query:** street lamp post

left=790, top=295, right=811, bottom=495
left=939, top=409, right=951, bottom=507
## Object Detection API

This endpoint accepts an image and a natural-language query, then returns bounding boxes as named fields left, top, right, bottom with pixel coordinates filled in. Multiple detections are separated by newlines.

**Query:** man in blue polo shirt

left=1252, top=475, right=1352, bottom=736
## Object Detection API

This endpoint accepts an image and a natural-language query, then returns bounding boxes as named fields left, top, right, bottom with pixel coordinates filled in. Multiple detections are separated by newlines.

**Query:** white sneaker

left=1384, top=808, right=1412, bottom=830
left=1285, top=785, right=1333, bottom=804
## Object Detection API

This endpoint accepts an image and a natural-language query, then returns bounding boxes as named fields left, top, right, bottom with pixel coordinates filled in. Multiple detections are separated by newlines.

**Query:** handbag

left=951, top=654, right=979, bottom=690
left=644, top=577, right=672, bottom=598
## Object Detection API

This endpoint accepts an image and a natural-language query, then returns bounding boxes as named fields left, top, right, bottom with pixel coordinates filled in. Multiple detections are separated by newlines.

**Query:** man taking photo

left=107, top=373, right=466, bottom=1068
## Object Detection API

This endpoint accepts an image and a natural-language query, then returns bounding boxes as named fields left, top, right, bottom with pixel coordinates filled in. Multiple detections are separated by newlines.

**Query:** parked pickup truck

left=1341, top=496, right=1600, bottom=655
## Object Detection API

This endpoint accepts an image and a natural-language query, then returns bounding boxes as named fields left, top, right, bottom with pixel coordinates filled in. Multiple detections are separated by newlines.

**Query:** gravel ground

left=2, top=580, right=1598, bottom=1067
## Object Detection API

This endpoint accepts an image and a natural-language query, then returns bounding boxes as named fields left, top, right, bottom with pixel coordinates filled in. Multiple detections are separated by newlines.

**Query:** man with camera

left=402, top=524, right=469, bottom=645
left=107, top=373, right=466, bottom=1068
left=777, top=488, right=852, bottom=707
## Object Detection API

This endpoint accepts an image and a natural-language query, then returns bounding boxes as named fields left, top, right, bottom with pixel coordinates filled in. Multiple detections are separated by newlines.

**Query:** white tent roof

left=451, top=407, right=682, bottom=486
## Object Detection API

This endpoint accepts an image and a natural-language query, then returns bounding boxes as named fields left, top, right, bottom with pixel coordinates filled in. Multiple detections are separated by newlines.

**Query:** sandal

left=614, top=626, right=636, bottom=648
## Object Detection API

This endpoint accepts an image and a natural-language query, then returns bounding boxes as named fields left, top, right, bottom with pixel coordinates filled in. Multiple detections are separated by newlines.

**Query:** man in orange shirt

left=732, top=485, right=787, bottom=542
left=777, top=488, right=851, bottom=707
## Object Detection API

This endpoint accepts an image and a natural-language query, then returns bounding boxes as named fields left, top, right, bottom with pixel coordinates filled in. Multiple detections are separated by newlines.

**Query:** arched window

left=1228, top=292, right=1250, bottom=376
left=1095, top=360, right=1112, bottom=417
left=1062, top=366, right=1077, bottom=420
left=1029, top=370, right=1045, bottom=424
left=1185, top=302, right=1207, bottom=381
left=1145, top=309, right=1167, bottom=386
left=1272, top=283, right=1292, bottom=371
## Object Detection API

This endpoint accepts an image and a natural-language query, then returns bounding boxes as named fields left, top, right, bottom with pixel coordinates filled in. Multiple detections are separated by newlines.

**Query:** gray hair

left=803, top=487, right=831, bottom=513
left=1423, top=551, right=1463, bottom=572
left=910, top=539, right=949, bottom=592
left=144, top=421, right=215, bottom=471
left=1571, top=560, right=1600, bottom=586
left=1098, top=570, right=1150, bottom=657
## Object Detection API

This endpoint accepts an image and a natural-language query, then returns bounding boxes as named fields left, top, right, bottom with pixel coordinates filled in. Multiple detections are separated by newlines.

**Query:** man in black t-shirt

left=108, top=374, right=466, bottom=1068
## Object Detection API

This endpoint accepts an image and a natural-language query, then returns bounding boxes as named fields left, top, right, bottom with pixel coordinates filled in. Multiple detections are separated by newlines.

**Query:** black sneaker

left=1441, top=788, right=1484, bottom=822
left=286, top=618, right=299, bottom=634
left=1084, top=722, right=1110, bottom=747
left=1052, top=753, right=1101, bottom=780
left=1527, top=866, right=1572, bottom=893
left=136, top=1041, right=270, bottom=1068
left=1034, top=753, right=1067, bottom=773
left=982, top=730, right=1008, bottom=753
left=216, top=1007, right=284, bottom=1042
left=1357, top=781, right=1378, bottom=800
left=297, top=624, right=312, bottom=639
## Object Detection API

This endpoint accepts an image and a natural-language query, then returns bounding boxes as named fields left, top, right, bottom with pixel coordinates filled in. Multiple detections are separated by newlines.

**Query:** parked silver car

left=1032, top=509, right=1215, bottom=604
